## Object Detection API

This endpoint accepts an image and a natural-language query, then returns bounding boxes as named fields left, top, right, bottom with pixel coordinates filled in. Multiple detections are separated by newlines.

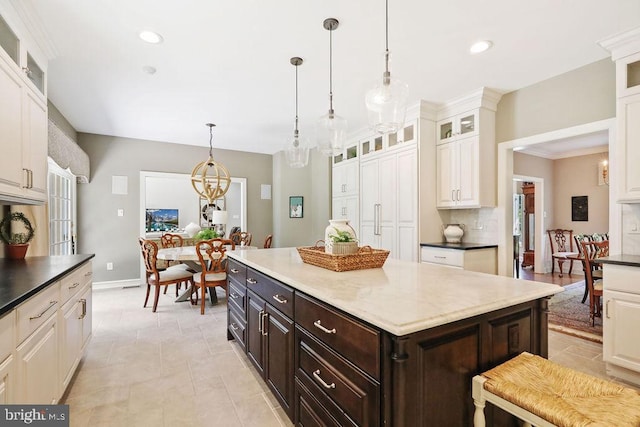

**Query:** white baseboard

left=93, top=278, right=142, bottom=290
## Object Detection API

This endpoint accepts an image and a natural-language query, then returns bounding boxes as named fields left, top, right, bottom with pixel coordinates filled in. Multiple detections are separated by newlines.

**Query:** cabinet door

left=457, top=137, right=479, bottom=207
left=343, top=162, right=358, bottom=195
left=396, top=149, right=418, bottom=261
left=360, top=160, right=379, bottom=238
left=246, top=291, right=265, bottom=375
left=618, top=94, right=640, bottom=201
left=22, top=90, right=47, bottom=201
left=436, top=143, right=458, bottom=208
left=265, top=304, right=294, bottom=417
left=332, top=165, right=346, bottom=197
left=0, top=356, right=15, bottom=404
left=603, top=290, right=640, bottom=373
left=16, top=314, right=59, bottom=404
left=0, top=58, right=24, bottom=198
left=59, top=298, right=82, bottom=391
left=457, top=110, right=479, bottom=139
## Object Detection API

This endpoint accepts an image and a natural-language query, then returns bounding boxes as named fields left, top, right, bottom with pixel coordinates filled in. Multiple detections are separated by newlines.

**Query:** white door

left=360, top=160, right=379, bottom=248
left=436, top=142, right=458, bottom=208
left=378, top=155, right=397, bottom=255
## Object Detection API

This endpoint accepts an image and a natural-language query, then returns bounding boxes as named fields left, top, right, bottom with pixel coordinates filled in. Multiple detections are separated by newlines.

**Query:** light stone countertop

left=227, top=247, right=562, bottom=336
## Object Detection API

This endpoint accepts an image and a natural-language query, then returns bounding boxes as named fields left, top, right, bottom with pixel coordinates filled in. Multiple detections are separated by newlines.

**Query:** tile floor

left=63, top=283, right=636, bottom=427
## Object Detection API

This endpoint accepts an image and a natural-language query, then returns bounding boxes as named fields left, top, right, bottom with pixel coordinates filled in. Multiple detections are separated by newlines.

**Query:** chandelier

left=190, top=123, right=231, bottom=203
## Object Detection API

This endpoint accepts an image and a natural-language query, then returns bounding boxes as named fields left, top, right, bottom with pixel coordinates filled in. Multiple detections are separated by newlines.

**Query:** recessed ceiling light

left=470, top=40, right=492, bottom=54
left=142, top=65, right=157, bottom=75
left=139, top=30, right=163, bottom=44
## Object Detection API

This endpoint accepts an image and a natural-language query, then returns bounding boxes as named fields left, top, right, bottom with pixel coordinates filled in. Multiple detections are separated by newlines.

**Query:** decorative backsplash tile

left=622, top=204, right=640, bottom=255
left=447, top=208, right=498, bottom=244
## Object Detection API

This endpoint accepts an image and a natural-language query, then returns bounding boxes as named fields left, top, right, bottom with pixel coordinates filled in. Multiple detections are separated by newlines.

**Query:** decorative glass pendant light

left=285, top=57, right=310, bottom=168
left=190, top=123, right=231, bottom=203
left=365, top=0, right=408, bottom=135
left=316, top=18, right=347, bottom=157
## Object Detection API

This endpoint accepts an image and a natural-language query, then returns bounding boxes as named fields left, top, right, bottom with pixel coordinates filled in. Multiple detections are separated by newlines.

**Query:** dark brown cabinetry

left=226, top=258, right=247, bottom=350
left=228, top=259, right=549, bottom=427
left=244, top=268, right=295, bottom=419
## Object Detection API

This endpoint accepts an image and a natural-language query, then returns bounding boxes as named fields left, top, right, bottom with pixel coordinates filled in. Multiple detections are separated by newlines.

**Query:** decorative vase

left=324, top=219, right=357, bottom=254
left=185, top=222, right=201, bottom=238
left=443, top=224, right=465, bottom=243
left=6, top=243, right=29, bottom=259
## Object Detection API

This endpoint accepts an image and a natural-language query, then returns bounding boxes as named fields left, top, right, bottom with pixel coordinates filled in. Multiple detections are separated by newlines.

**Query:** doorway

left=497, top=118, right=619, bottom=277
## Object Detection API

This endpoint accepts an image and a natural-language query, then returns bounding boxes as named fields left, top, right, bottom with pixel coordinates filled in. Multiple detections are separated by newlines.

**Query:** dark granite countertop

left=594, top=254, right=640, bottom=267
left=0, top=254, right=94, bottom=316
left=420, top=242, right=498, bottom=250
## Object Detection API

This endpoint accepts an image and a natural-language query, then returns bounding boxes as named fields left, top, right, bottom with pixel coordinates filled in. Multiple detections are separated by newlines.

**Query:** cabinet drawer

left=246, top=268, right=294, bottom=318
left=295, top=293, right=380, bottom=379
left=296, top=378, right=347, bottom=427
left=227, top=258, right=247, bottom=286
left=228, top=308, right=247, bottom=351
left=228, top=280, right=246, bottom=315
left=421, top=247, right=463, bottom=267
left=296, top=328, right=379, bottom=427
left=0, top=311, right=15, bottom=362
left=60, top=262, right=92, bottom=304
left=16, top=284, right=60, bottom=344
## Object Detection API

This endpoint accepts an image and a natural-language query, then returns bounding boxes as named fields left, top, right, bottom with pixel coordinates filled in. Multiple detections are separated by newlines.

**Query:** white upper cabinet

left=435, top=88, right=501, bottom=209
left=0, top=8, right=48, bottom=204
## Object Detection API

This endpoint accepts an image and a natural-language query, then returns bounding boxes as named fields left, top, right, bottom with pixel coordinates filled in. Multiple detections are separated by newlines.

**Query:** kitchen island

left=226, top=248, right=561, bottom=426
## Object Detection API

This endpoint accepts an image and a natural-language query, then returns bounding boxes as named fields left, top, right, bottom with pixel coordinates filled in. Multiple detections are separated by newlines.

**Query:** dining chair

left=160, top=232, right=189, bottom=296
left=191, top=238, right=228, bottom=315
left=139, top=238, right=194, bottom=313
left=230, top=231, right=252, bottom=246
left=581, top=240, right=609, bottom=326
left=547, top=229, right=579, bottom=277
left=263, top=234, right=273, bottom=249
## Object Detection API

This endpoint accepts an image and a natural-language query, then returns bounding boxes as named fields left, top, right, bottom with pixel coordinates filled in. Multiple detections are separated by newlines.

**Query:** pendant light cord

left=384, top=0, right=391, bottom=82
left=207, top=123, right=215, bottom=158
left=294, top=63, right=299, bottom=138
left=329, top=26, right=334, bottom=115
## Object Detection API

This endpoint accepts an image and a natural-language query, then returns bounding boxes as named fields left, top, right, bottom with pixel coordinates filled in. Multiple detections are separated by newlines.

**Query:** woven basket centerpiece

left=297, top=243, right=389, bottom=272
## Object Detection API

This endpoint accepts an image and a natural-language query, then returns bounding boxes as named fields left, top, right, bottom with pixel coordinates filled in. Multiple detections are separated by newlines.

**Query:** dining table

left=157, top=244, right=257, bottom=303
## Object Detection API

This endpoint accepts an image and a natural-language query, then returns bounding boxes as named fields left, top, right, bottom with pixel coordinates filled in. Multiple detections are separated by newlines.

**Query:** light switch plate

left=117, top=209, right=124, bottom=217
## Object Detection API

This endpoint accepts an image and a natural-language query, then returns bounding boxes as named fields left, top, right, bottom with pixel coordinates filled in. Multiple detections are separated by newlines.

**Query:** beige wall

left=77, top=133, right=273, bottom=283
left=552, top=152, right=609, bottom=235
left=496, top=59, right=615, bottom=143
left=273, top=149, right=330, bottom=248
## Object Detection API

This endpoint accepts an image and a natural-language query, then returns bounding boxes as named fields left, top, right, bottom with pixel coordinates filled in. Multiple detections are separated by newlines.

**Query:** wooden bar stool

left=472, top=352, right=640, bottom=427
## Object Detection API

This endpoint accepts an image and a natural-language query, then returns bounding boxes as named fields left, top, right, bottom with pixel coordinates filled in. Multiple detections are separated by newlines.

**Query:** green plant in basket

left=329, top=227, right=356, bottom=243
left=194, top=228, right=219, bottom=241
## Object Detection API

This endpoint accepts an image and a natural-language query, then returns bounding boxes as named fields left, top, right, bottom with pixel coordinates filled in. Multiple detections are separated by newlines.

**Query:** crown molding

left=9, top=0, right=58, bottom=60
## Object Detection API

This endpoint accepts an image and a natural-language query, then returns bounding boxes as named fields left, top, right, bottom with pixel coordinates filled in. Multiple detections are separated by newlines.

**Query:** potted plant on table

left=0, top=211, right=35, bottom=259
left=194, top=228, right=219, bottom=242
left=328, top=227, right=358, bottom=255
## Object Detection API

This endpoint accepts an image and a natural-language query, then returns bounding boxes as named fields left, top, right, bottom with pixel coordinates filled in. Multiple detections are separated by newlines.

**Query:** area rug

left=548, top=281, right=602, bottom=343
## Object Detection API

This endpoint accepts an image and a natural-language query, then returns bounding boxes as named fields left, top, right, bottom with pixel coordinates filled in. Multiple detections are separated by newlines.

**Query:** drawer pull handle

left=272, top=294, right=288, bottom=304
left=29, top=300, right=58, bottom=320
left=230, top=292, right=240, bottom=300
left=78, top=299, right=87, bottom=319
left=230, top=268, right=239, bottom=273
left=84, top=271, right=93, bottom=277
left=313, top=370, right=336, bottom=389
left=606, top=300, right=611, bottom=319
left=230, top=322, right=239, bottom=331
left=246, top=278, right=257, bottom=284
left=434, top=256, right=446, bottom=259
left=313, top=320, right=336, bottom=334
left=258, top=310, right=264, bottom=334
left=68, top=282, right=81, bottom=289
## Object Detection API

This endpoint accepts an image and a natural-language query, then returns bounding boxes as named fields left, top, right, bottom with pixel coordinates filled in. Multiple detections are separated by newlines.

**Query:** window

left=48, top=158, right=76, bottom=255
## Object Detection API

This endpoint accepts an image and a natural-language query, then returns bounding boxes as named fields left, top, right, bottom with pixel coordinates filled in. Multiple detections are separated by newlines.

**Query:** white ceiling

left=15, top=0, right=640, bottom=154
left=515, top=130, right=610, bottom=159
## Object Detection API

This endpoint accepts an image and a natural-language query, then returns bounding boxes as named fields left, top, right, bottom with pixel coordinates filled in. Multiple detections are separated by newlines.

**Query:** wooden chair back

left=139, top=238, right=160, bottom=280
left=195, top=239, right=227, bottom=276
left=160, top=233, right=184, bottom=248
left=547, top=229, right=574, bottom=254
left=581, top=240, right=609, bottom=325
left=264, top=234, right=273, bottom=249
left=230, top=231, right=252, bottom=246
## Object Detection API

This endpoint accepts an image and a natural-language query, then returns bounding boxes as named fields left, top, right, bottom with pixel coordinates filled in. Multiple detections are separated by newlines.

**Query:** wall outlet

left=106, top=262, right=113, bottom=270
left=117, top=209, right=124, bottom=217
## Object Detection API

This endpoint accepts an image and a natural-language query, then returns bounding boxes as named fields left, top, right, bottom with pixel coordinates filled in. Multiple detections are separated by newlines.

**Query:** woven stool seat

left=472, top=352, right=640, bottom=427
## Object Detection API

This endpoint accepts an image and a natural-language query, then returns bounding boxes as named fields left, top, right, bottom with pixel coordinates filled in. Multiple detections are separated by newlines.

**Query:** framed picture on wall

left=289, top=196, right=303, bottom=218
left=571, top=195, right=588, bottom=221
